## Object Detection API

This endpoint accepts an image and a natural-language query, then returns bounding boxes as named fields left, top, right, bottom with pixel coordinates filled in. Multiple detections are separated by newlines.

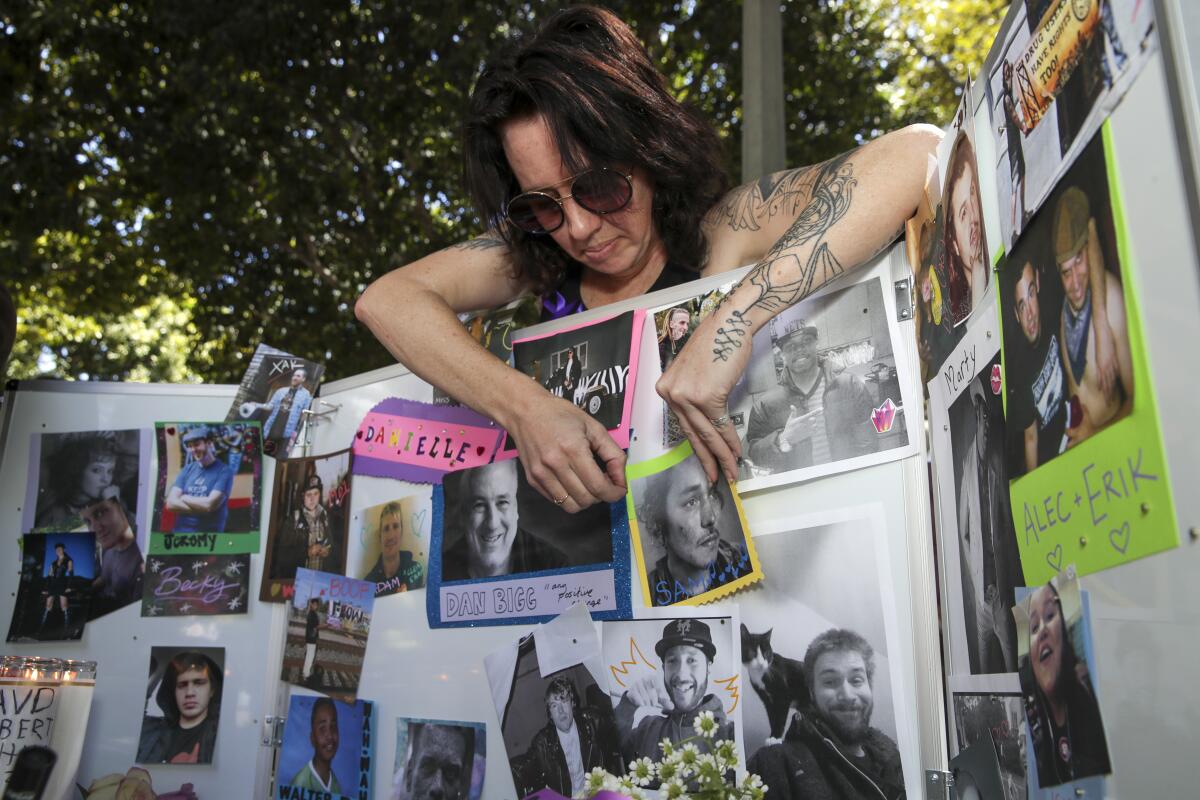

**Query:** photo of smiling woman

left=942, top=131, right=990, bottom=326
left=1015, top=576, right=1112, bottom=787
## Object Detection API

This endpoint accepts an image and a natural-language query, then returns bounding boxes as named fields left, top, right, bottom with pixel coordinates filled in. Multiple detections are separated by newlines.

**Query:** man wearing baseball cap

left=1053, top=186, right=1132, bottom=448
left=614, top=619, right=734, bottom=776
left=164, top=425, right=234, bottom=533
left=743, top=318, right=876, bottom=475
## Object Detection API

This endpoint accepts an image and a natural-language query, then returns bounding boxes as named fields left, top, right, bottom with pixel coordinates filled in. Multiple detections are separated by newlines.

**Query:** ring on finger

left=553, top=494, right=569, bottom=505
left=710, top=413, right=731, bottom=428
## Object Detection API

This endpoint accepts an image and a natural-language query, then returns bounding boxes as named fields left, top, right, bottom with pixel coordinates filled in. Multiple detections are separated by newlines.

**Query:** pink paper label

left=352, top=398, right=505, bottom=484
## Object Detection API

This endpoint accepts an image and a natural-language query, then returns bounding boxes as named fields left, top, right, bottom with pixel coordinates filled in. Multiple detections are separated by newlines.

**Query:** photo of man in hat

left=614, top=618, right=735, bottom=775
left=287, top=473, right=337, bottom=574
left=1052, top=185, right=1132, bottom=449
left=742, top=318, right=877, bottom=475
left=163, top=425, right=234, bottom=533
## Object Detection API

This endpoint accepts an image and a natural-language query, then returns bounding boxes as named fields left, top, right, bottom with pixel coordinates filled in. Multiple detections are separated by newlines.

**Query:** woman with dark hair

left=1021, top=582, right=1111, bottom=786
left=357, top=6, right=940, bottom=510
left=942, top=132, right=989, bottom=325
left=136, top=651, right=223, bottom=764
left=35, top=434, right=120, bottom=529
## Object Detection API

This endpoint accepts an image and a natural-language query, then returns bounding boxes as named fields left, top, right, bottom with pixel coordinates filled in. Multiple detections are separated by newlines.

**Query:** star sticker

left=191, top=560, right=206, bottom=573
left=149, top=559, right=163, bottom=573
left=146, top=605, right=161, bottom=616
left=225, top=561, right=244, bottom=576
left=228, top=596, right=243, bottom=611
left=179, top=603, right=193, bottom=614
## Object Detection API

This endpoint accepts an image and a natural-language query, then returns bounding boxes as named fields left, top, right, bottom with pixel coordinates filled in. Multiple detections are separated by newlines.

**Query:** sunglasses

left=505, top=168, right=634, bottom=235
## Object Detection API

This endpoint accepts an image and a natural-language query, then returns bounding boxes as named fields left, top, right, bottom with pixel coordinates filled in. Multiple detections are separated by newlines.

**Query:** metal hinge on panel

left=925, top=769, right=954, bottom=800
left=262, top=715, right=287, bottom=748
left=894, top=277, right=914, bottom=322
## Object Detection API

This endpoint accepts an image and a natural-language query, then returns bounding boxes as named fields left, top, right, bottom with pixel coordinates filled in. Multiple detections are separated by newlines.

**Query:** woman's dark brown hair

left=465, top=6, right=730, bottom=293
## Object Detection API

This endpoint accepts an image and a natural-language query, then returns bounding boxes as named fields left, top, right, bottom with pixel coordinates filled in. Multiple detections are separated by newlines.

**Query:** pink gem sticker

left=870, top=398, right=897, bottom=434
left=991, top=363, right=1003, bottom=395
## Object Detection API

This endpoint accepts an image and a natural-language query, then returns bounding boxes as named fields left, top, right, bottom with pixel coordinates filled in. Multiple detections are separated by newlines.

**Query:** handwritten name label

left=439, top=570, right=616, bottom=623
left=352, top=398, right=504, bottom=484
left=0, top=683, right=57, bottom=779
left=942, top=345, right=977, bottom=398
left=144, top=554, right=250, bottom=616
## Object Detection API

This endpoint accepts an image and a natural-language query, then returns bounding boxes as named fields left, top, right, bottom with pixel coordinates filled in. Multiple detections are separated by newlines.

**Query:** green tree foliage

left=1, top=0, right=1001, bottom=384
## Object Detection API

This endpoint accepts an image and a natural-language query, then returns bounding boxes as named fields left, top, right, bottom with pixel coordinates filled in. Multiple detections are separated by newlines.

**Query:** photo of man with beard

left=748, top=629, right=904, bottom=800
left=613, top=618, right=735, bottom=787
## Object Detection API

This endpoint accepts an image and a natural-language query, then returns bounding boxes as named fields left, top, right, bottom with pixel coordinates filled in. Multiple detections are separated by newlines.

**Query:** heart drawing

left=1045, top=543, right=1064, bottom=573
left=411, top=509, right=428, bottom=540
left=1109, top=521, right=1131, bottom=554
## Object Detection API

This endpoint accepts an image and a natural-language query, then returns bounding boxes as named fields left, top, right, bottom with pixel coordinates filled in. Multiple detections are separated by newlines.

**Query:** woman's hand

left=502, top=386, right=627, bottom=512
left=655, top=308, right=749, bottom=484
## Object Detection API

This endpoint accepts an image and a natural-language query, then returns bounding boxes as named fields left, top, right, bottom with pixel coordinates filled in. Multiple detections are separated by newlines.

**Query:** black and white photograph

left=999, top=132, right=1133, bottom=478
left=627, top=446, right=759, bottom=607
left=1014, top=575, right=1112, bottom=788
left=391, top=718, right=485, bottom=800
left=494, top=633, right=623, bottom=798
left=261, top=448, right=352, bottom=602
left=7, top=531, right=96, bottom=642
left=437, top=457, right=613, bottom=583
left=135, top=646, right=225, bottom=765
left=22, top=428, right=150, bottom=535
left=947, top=354, right=1025, bottom=675
left=725, top=274, right=913, bottom=493
left=511, top=310, right=640, bottom=438
left=731, top=510, right=910, bottom=799
left=225, top=343, right=325, bottom=458
left=952, top=693, right=1028, bottom=800
left=600, top=615, right=739, bottom=789
left=985, top=0, right=1157, bottom=249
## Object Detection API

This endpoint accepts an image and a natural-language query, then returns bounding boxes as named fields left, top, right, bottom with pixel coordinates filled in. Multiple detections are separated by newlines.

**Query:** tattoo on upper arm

left=452, top=236, right=507, bottom=252
left=706, top=152, right=853, bottom=233
left=711, top=152, right=857, bottom=362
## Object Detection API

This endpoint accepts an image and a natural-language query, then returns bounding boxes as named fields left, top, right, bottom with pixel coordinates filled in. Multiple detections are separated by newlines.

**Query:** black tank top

left=539, top=261, right=700, bottom=322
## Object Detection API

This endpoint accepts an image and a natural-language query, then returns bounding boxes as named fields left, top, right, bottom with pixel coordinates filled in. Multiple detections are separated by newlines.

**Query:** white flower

left=714, top=738, right=739, bottom=769
left=679, top=742, right=700, bottom=765
left=658, top=737, right=676, bottom=759
left=693, top=709, right=719, bottom=739
left=657, top=758, right=681, bottom=784
left=584, top=767, right=609, bottom=793
left=627, top=757, right=656, bottom=786
left=659, top=778, right=687, bottom=799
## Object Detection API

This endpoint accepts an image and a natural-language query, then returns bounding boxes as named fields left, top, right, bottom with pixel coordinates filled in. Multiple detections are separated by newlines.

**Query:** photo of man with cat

left=735, top=511, right=910, bottom=797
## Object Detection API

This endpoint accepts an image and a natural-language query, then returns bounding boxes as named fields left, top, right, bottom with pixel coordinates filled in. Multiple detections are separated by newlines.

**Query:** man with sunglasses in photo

left=357, top=7, right=939, bottom=513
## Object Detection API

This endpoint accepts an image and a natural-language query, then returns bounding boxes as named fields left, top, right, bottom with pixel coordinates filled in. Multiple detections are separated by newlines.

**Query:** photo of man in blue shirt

left=165, top=426, right=234, bottom=533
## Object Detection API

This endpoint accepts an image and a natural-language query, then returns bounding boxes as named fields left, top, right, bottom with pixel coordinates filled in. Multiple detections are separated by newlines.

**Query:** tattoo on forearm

left=711, top=310, right=753, bottom=362
left=711, top=152, right=858, bottom=362
left=452, top=236, right=507, bottom=252
left=707, top=158, right=846, bottom=233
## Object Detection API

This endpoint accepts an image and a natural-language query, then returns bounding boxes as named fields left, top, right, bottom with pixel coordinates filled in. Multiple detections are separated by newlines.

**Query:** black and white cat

left=741, top=623, right=811, bottom=744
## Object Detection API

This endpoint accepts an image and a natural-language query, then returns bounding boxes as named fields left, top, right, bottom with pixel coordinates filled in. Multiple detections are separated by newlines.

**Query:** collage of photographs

left=1, top=2, right=1189, bottom=799
left=915, top=2, right=1181, bottom=797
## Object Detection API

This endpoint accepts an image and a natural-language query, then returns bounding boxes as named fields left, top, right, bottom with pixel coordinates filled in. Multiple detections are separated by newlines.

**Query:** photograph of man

left=1052, top=185, right=1132, bottom=448
left=136, top=648, right=224, bottom=765
left=394, top=720, right=480, bottom=800
left=262, top=449, right=352, bottom=601
left=290, top=698, right=345, bottom=794
left=519, top=676, right=623, bottom=796
left=951, top=366, right=1024, bottom=674
left=632, top=453, right=751, bottom=606
left=362, top=500, right=425, bottom=596
left=1004, top=254, right=1068, bottom=476
left=942, top=132, right=989, bottom=326
left=657, top=307, right=692, bottom=370
left=613, top=618, right=734, bottom=783
left=440, top=459, right=570, bottom=582
left=262, top=365, right=314, bottom=454
left=748, top=629, right=904, bottom=800
left=82, top=489, right=144, bottom=618
left=1016, top=579, right=1112, bottom=787
left=7, top=532, right=96, bottom=642
left=742, top=319, right=878, bottom=476
left=163, top=425, right=234, bottom=533
left=27, top=429, right=146, bottom=533
left=303, top=597, right=322, bottom=684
